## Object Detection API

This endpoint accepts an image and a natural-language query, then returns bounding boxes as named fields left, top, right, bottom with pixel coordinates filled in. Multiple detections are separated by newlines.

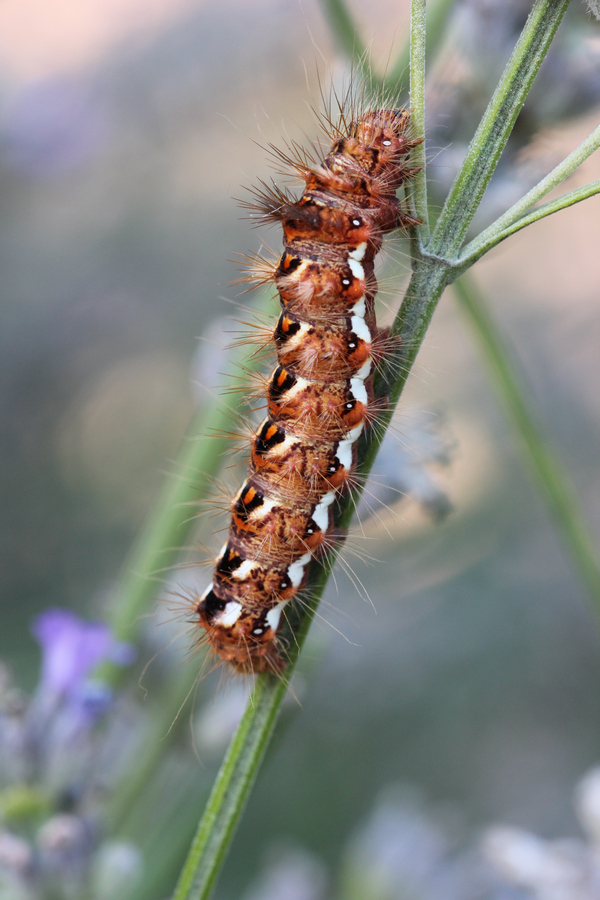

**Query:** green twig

left=171, top=559, right=332, bottom=900
left=454, top=272, right=600, bottom=605
left=456, top=179, right=600, bottom=269
left=409, top=0, right=429, bottom=237
left=387, top=0, right=458, bottom=89
left=171, top=675, right=284, bottom=900
left=429, top=0, right=571, bottom=257
left=460, top=123, right=600, bottom=264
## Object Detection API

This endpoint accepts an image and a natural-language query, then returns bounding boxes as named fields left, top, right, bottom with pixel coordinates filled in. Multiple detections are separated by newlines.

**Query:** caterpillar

left=194, top=99, right=422, bottom=674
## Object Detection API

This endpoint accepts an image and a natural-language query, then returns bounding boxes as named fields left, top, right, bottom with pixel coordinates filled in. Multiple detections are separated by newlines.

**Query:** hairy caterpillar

left=195, top=98, right=422, bottom=674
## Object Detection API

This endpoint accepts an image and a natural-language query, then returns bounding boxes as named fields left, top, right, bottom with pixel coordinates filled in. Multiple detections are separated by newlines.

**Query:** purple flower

left=32, top=609, right=133, bottom=699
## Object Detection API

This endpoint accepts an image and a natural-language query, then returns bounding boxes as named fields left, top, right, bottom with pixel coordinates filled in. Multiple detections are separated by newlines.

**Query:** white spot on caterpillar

left=335, top=438, right=353, bottom=470
left=216, top=544, right=228, bottom=561
left=347, top=423, right=364, bottom=442
left=355, top=358, right=372, bottom=380
left=351, top=297, right=366, bottom=318
left=200, top=583, right=214, bottom=601
left=349, top=242, right=367, bottom=261
left=335, top=421, right=364, bottom=469
left=266, top=600, right=287, bottom=631
left=232, top=559, right=254, bottom=579
left=255, top=498, right=275, bottom=518
left=351, top=315, right=372, bottom=344
left=348, top=258, right=364, bottom=280
left=350, top=377, right=368, bottom=406
left=311, top=491, right=336, bottom=531
left=217, top=601, right=243, bottom=627
left=287, top=551, right=312, bottom=588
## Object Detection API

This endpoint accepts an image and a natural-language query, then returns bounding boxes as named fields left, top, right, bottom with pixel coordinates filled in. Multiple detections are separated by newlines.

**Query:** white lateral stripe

left=350, top=377, right=368, bottom=406
left=266, top=602, right=286, bottom=632
left=287, top=551, right=312, bottom=588
left=351, top=297, right=366, bottom=317
left=335, top=438, right=353, bottom=470
left=355, top=358, right=372, bottom=380
left=336, top=423, right=363, bottom=469
left=347, top=422, right=364, bottom=442
left=348, top=259, right=364, bottom=280
left=311, top=491, right=335, bottom=532
left=349, top=242, right=367, bottom=260
left=311, top=504, right=329, bottom=532
left=351, top=314, right=372, bottom=344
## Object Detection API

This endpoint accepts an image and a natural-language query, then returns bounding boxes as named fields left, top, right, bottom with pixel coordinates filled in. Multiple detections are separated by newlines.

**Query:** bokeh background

left=1, top=0, right=600, bottom=897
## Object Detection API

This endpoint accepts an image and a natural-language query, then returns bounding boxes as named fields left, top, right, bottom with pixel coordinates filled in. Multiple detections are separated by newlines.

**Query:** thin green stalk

left=460, top=123, right=600, bottom=264
left=457, top=179, right=600, bottom=269
left=387, top=0, right=458, bottom=89
left=429, top=0, right=571, bottom=257
left=409, top=0, right=429, bottom=237
left=454, top=273, right=600, bottom=605
left=171, top=559, right=331, bottom=900
left=171, top=675, right=284, bottom=900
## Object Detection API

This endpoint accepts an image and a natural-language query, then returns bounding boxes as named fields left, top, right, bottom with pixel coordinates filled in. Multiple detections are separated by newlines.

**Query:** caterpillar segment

left=195, top=107, right=421, bottom=672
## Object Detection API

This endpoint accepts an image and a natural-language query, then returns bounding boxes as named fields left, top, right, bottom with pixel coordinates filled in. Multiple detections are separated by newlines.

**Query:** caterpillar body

left=195, top=105, right=421, bottom=674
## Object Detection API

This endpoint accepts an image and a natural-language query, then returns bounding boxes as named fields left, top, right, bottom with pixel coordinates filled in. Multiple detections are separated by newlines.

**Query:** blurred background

left=1, top=0, right=600, bottom=897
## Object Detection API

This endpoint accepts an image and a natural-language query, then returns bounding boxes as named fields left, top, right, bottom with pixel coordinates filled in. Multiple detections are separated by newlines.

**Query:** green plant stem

left=409, top=0, right=429, bottom=237
left=387, top=0, right=458, bottom=89
left=454, top=273, right=600, bottom=605
left=429, top=0, right=571, bottom=257
left=461, top=125, right=600, bottom=261
left=457, top=179, right=600, bottom=269
left=171, top=559, right=331, bottom=900
left=170, top=252, right=451, bottom=900
left=171, top=675, right=283, bottom=900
